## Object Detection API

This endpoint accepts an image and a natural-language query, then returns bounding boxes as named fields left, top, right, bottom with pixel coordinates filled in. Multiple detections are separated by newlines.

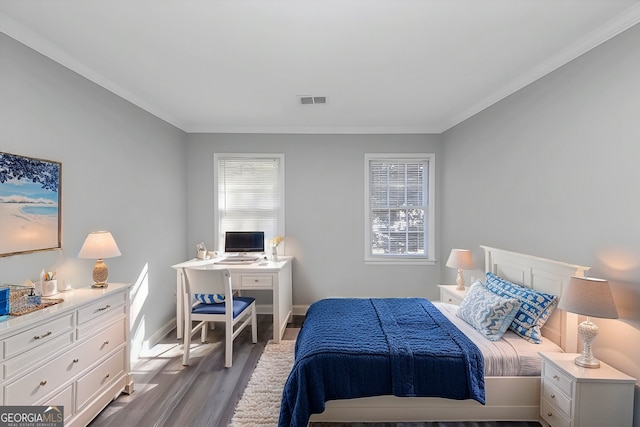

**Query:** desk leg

left=176, top=270, right=183, bottom=340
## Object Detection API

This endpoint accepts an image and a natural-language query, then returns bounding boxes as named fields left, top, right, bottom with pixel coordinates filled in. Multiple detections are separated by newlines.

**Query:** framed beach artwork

left=0, top=152, right=62, bottom=257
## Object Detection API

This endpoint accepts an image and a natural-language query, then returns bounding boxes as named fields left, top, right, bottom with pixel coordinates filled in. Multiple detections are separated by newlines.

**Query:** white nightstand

left=538, top=352, right=636, bottom=427
left=438, top=284, right=467, bottom=305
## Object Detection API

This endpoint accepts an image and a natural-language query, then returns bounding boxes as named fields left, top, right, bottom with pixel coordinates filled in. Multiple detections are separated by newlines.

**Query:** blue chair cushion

left=192, top=296, right=255, bottom=318
left=194, top=293, right=225, bottom=304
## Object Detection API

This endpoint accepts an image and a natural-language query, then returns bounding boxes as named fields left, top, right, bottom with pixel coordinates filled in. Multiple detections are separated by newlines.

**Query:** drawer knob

left=547, top=412, right=553, bottom=417
left=553, top=375, right=559, bottom=380
left=73, top=358, right=79, bottom=363
left=254, top=279, right=259, bottom=282
left=40, top=380, right=47, bottom=386
left=104, top=340, right=110, bottom=345
left=34, top=331, right=52, bottom=340
left=105, top=373, right=110, bottom=379
left=97, top=304, right=112, bottom=312
left=550, top=394, right=556, bottom=399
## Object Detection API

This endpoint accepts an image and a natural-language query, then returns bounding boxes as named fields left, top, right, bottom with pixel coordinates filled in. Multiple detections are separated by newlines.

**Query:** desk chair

left=181, top=268, right=257, bottom=367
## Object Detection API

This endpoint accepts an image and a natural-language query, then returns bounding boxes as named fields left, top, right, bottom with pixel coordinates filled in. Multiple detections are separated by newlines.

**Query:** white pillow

left=456, top=281, right=521, bottom=341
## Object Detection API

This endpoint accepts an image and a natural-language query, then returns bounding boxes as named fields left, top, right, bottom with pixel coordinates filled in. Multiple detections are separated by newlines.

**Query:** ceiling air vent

left=299, top=96, right=327, bottom=105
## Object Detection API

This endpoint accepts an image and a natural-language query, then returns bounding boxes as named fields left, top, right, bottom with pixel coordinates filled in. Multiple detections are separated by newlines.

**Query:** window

left=214, top=154, right=284, bottom=252
left=364, top=153, right=435, bottom=264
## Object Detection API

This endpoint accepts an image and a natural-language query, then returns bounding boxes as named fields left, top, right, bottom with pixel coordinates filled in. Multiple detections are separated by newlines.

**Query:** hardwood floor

left=89, top=314, right=287, bottom=427
left=90, top=315, right=540, bottom=427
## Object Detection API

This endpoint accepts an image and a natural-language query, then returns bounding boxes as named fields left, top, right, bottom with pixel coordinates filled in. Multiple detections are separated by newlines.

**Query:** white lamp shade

left=445, top=249, right=475, bottom=270
left=78, top=231, right=122, bottom=260
left=558, top=276, right=618, bottom=319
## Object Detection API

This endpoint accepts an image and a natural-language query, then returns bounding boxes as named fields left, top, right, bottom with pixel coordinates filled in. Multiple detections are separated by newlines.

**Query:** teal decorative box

left=0, top=287, right=9, bottom=316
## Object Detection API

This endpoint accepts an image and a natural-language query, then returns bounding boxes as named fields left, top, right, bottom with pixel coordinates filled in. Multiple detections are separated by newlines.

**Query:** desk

left=172, top=256, right=292, bottom=343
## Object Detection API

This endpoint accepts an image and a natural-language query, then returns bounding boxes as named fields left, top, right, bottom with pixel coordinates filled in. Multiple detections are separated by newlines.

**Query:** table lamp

left=78, top=231, right=122, bottom=288
left=558, top=276, right=618, bottom=368
left=445, top=249, right=475, bottom=291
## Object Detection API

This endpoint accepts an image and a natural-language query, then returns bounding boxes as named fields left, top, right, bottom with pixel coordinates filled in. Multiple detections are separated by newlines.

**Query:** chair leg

left=251, top=305, right=258, bottom=344
left=225, top=319, right=233, bottom=368
left=183, top=317, right=192, bottom=366
left=201, top=321, right=208, bottom=343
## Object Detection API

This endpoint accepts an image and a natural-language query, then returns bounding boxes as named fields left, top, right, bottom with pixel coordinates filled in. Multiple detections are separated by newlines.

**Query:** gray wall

left=186, top=134, right=444, bottom=306
left=0, top=34, right=188, bottom=357
left=442, top=23, right=640, bottom=423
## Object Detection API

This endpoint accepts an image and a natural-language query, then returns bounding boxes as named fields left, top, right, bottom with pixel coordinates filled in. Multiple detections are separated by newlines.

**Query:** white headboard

left=480, top=246, right=590, bottom=352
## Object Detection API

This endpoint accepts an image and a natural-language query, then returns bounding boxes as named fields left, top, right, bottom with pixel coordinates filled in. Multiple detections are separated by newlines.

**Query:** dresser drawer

left=77, top=292, right=126, bottom=325
left=71, top=319, right=126, bottom=375
left=42, top=384, right=74, bottom=422
left=542, top=380, right=571, bottom=418
left=3, top=313, right=75, bottom=359
left=4, top=346, right=80, bottom=404
left=541, top=397, right=571, bottom=427
left=240, top=275, right=273, bottom=288
left=77, top=306, right=125, bottom=340
left=543, top=362, right=573, bottom=398
left=3, top=331, right=74, bottom=380
left=76, top=347, right=125, bottom=409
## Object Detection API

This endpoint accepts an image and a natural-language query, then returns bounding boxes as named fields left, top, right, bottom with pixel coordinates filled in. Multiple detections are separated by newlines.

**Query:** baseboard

left=130, top=318, right=177, bottom=362
left=293, top=304, right=309, bottom=316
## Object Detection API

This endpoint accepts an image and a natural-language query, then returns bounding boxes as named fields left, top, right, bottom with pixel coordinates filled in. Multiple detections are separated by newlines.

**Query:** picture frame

left=0, top=152, right=62, bottom=257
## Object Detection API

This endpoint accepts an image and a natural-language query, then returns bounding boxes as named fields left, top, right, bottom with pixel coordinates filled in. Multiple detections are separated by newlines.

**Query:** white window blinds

left=215, top=155, right=284, bottom=251
left=365, top=153, right=435, bottom=263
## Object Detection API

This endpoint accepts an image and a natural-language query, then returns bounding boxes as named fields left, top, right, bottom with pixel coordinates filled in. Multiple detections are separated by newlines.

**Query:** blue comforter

left=279, top=298, right=485, bottom=427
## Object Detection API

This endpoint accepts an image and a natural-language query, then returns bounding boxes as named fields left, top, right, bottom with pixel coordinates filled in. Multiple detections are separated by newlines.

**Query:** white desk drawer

left=77, top=292, right=126, bottom=325
left=3, top=313, right=74, bottom=359
left=240, top=275, right=273, bottom=288
left=543, top=362, right=573, bottom=398
left=542, top=380, right=571, bottom=418
left=76, top=347, right=125, bottom=409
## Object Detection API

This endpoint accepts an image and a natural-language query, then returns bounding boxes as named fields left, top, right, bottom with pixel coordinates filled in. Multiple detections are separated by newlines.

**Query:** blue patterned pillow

left=457, top=281, right=521, bottom=341
left=484, top=272, right=558, bottom=343
left=194, top=293, right=225, bottom=304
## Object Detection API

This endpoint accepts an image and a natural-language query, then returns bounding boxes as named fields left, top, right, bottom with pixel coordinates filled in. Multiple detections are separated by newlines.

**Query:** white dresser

left=0, top=283, right=132, bottom=426
left=539, top=352, right=636, bottom=427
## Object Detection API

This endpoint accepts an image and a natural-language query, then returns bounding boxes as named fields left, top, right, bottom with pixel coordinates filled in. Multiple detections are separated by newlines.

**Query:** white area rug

left=230, top=339, right=296, bottom=427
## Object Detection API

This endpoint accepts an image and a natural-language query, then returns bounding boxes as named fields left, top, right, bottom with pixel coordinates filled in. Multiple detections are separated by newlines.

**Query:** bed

left=282, top=246, right=589, bottom=425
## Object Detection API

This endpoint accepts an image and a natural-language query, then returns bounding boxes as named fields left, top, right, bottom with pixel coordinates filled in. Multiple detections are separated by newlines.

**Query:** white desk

left=172, top=256, right=293, bottom=343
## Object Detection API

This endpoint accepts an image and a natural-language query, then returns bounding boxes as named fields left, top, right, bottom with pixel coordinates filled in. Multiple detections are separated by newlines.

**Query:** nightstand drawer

left=541, top=397, right=571, bottom=427
left=542, top=380, right=571, bottom=418
left=543, top=362, right=573, bottom=398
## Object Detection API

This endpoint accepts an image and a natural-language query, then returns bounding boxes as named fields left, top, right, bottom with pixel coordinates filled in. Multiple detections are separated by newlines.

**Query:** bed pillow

left=194, top=293, right=225, bottom=304
left=456, top=281, right=521, bottom=341
left=484, top=272, right=558, bottom=343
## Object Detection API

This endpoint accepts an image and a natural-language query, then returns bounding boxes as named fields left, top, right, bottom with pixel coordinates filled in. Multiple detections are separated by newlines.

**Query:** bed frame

left=309, top=245, right=589, bottom=423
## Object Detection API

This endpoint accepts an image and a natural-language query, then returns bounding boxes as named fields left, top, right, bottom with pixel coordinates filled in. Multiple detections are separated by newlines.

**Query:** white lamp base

left=575, top=318, right=600, bottom=368
left=455, top=268, right=466, bottom=291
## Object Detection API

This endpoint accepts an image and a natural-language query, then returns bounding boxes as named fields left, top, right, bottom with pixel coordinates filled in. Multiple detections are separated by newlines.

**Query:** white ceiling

left=1, top=0, right=640, bottom=134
